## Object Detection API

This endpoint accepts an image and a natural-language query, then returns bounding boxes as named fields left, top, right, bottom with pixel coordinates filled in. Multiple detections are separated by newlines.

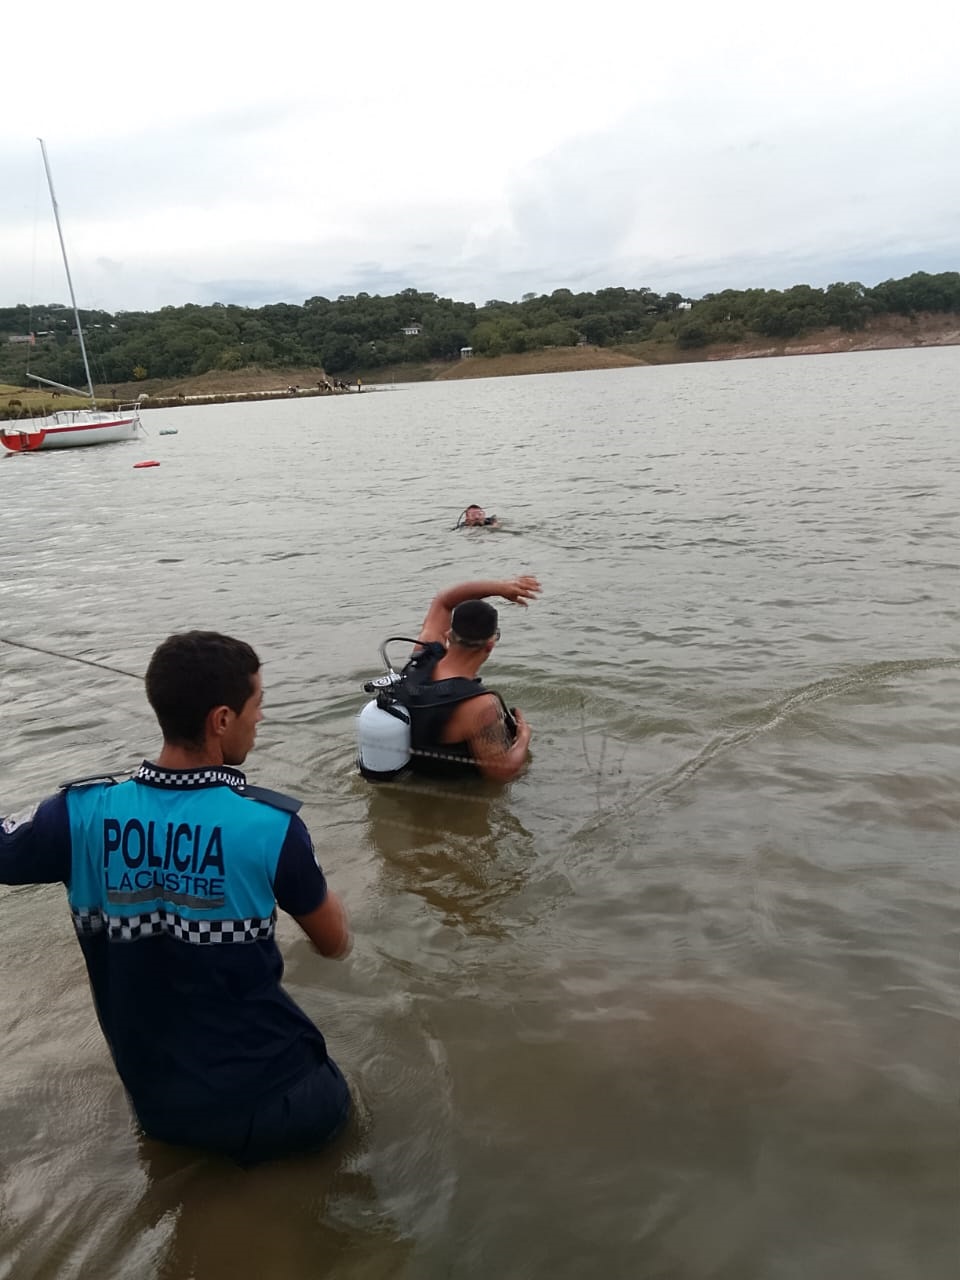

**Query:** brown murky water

left=2, top=347, right=958, bottom=1279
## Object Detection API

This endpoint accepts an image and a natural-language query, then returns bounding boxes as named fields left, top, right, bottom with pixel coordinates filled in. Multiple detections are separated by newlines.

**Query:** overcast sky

left=2, top=0, right=957, bottom=313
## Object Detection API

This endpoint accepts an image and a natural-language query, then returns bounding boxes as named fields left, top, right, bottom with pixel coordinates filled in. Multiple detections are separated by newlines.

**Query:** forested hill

left=0, top=272, right=957, bottom=388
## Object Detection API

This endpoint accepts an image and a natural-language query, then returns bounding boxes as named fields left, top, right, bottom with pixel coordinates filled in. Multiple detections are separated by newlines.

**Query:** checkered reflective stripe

left=71, top=905, right=276, bottom=944
left=135, top=762, right=246, bottom=790
left=72, top=906, right=106, bottom=935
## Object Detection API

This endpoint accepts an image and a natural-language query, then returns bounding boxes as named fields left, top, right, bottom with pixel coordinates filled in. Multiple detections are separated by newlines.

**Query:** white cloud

left=1, top=0, right=957, bottom=311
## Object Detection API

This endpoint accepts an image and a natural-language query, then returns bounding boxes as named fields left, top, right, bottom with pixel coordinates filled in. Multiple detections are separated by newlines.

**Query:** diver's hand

left=500, top=576, right=542, bottom=607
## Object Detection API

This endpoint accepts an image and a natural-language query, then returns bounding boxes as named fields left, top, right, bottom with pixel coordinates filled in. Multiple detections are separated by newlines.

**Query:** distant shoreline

left=3, top=314, right=956, bottom=419
left=388, top=311, right=960, bottom=384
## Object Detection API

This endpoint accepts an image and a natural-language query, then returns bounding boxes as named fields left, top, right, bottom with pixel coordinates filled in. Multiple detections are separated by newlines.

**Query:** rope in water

left=0, top=635, right=142, bottom=680
left=0, top=634, right=501, bottom=789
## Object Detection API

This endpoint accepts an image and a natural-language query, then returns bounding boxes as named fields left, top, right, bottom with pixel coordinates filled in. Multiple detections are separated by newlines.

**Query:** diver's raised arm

left=416, top=576, right=542, bottom=645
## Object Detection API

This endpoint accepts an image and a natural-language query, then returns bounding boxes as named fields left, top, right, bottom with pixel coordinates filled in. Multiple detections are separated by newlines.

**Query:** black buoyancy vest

left=394, top=644, right=515, bottom=776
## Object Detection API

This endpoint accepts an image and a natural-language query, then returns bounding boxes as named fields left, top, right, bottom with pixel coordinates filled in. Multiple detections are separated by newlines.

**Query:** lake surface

left=1, top=347, right=958, bottom=1279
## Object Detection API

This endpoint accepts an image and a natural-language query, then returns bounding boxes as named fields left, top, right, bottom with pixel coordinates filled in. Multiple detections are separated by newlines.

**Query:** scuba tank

left=356, top=638, right=418, bottom=781
left=356, top=691, right=410, bottom=780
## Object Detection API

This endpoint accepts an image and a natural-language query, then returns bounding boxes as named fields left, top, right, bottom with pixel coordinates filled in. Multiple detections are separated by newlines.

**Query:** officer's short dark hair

left=145, top=631, right=260, bottom=745
left=450, top=600, right=498, bottom=645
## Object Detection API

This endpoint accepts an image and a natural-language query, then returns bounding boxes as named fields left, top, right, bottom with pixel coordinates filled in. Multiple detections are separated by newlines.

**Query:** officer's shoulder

left=59, top=771, right=132, bottom=792
left=238, top=784, right=303, bottom=815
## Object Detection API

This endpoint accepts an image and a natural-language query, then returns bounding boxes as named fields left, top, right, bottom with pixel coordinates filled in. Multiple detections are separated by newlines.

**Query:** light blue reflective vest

left=65, top=777, right=295, bottom=944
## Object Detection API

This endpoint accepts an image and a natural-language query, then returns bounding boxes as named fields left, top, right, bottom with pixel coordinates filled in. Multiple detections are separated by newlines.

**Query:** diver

left=455, top=504, right=500, bottom=529
left=375, top=576, right=540, bottom=782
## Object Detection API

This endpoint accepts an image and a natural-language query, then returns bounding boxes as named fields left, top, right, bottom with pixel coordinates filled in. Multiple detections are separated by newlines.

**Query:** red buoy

left=133, top=460, right=160, bottom=468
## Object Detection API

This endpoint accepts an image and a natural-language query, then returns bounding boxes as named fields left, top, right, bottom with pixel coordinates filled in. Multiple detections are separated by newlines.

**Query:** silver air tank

left=357, top=678, right=411, bottom=780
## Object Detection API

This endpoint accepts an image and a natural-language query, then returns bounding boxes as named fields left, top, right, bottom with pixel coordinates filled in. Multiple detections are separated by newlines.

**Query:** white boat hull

left=1, top=410, right=141, bottom=452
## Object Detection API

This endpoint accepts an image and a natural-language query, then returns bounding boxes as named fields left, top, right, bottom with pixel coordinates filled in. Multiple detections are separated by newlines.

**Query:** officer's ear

left=208, top=704, right=233, bottom=739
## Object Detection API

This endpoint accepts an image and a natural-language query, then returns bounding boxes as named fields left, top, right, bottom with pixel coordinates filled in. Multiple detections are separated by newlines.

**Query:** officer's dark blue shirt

left=0, top=762, right=330, bottom=1122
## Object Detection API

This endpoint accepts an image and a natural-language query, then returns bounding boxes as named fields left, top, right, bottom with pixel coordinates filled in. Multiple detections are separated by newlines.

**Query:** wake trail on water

left=572, top=655, right=960, bottom=842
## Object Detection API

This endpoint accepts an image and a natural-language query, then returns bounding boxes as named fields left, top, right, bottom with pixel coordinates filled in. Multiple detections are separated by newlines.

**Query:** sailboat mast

left=37, top=138, right=97, bottom=408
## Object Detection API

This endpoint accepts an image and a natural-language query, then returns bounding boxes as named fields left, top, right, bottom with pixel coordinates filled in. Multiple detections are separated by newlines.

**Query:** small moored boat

left=0, top=139, right=142, bottom=455
left=1, top=409, right=142, bottom=452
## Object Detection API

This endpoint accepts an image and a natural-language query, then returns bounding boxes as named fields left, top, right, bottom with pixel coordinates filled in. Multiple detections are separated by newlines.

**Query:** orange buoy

left=133, top=460, right=160, bottom=468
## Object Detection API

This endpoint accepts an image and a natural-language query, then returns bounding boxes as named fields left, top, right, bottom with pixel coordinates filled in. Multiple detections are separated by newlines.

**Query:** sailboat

left=0, top=139, right=142, bottom=453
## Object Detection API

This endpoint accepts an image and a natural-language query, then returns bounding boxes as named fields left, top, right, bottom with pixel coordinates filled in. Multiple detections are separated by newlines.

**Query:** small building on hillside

left=401, top=322, right=422, bottom=337
left=460, top=346, right=474, bottom=359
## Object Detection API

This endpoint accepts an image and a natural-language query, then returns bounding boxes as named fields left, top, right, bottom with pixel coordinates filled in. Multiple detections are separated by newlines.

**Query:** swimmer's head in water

left=463, top=504, right=487, bottom=526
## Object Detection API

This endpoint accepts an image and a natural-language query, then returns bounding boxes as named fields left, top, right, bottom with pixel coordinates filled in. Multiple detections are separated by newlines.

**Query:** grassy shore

left=3, top=314, right=957, bottom=420
left=0, top=368, right=340, bottom=420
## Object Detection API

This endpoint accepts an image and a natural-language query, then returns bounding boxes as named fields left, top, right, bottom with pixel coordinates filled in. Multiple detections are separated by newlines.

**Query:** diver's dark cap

left=450, top=599, right=499, bottom=643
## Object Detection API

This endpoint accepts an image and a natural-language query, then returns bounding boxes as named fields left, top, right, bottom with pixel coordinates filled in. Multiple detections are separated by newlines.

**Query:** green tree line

left=0, top=272, right=957, bottom=387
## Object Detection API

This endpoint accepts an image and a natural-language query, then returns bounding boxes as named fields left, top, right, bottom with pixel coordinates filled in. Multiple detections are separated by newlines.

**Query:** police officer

left=0, top=631, right=351, bottom=1165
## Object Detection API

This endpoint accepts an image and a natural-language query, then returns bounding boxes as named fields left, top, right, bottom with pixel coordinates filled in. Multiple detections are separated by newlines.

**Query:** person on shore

left=457, top=504, right=499, bottom=528
left=394, top=576, right=540, bottom=782
left=0, top=630, right=352, bottom=1166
